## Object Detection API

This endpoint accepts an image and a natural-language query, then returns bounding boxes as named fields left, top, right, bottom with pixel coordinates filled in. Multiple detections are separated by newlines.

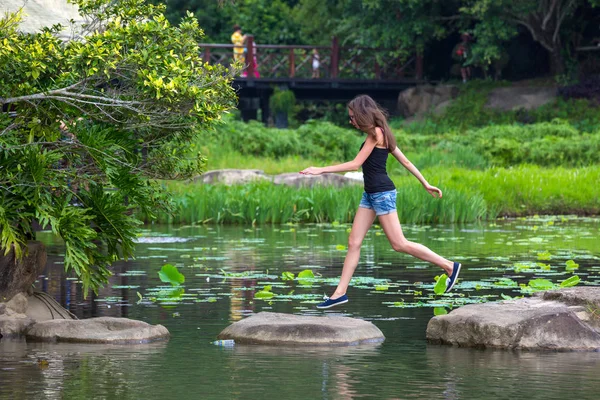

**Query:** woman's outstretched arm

left=391, top=146, right=442, bottom=198
left=300, top=135, right=378, bottom=175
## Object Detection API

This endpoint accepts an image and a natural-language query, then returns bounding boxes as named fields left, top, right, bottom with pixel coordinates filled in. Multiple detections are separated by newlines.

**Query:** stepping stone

left=218, top=312, right=385, bottom=346
left=427, top=287, right=600, bottom=351
left=26, top=317, right=169, bottom=344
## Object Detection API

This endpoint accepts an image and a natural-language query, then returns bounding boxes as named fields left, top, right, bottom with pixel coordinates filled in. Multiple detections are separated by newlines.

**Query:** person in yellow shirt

left=231, top=25, right=246, bottom=64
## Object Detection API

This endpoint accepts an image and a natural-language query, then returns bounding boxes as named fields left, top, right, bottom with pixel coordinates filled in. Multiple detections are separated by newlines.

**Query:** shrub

left=558, top=76, right=600, bottom=103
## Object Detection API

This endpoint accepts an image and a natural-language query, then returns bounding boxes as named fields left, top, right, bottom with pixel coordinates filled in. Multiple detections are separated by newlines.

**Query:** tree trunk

left=549, top=46, right=566, bottom=75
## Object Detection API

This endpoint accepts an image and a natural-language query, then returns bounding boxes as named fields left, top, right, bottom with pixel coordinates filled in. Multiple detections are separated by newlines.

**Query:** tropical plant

left=0, top=0, right=237, bottom=294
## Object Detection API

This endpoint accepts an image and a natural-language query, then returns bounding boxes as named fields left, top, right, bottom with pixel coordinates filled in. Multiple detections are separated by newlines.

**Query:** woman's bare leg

left=330, top=207, right=376, bottom=299
left=378, top=212, right=454, bottom=275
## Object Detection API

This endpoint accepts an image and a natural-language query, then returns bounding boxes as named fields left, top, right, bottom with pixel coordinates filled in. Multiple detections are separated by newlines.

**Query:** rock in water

left=427, top=287, right=600, bottom=351
left=218, top=312, right=384, bottom=345
left=26, top=317, right=170, bottom=344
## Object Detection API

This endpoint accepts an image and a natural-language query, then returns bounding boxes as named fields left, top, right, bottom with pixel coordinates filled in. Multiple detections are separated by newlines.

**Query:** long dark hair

left=347, top=95, right=396, bottom=152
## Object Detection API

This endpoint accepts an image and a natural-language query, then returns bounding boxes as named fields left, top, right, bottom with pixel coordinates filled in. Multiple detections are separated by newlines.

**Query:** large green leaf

left=433, top=307, right=448, bottom=316
left=434, top=275, right=448, bottom=295
left=158, top=264, right=185, bottom=286
left=528, top=278, right=554, bottom=291
left=560, top=275, right=580, bottom=288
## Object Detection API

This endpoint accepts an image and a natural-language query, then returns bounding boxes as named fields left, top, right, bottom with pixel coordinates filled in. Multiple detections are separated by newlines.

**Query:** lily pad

left=158, top=264, right=185, bottom=286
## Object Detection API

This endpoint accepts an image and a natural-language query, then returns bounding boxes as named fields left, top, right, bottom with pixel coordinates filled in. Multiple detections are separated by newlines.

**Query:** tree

left=154, top=0, right=303, bottom=45
left=0, top=0, right=237, bottom=294
left=462, top=0, right=600, bottom=74
left=292, top=0, right=463, bottom=74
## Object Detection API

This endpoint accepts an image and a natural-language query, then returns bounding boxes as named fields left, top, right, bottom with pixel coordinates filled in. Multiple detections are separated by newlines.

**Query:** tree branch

left=553, top=0, right=576, bottom=44
left=542, top=0, right=559, bottom=30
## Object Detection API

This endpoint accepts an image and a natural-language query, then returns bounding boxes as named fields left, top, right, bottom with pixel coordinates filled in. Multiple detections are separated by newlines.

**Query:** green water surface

left=1, top=216, right=599, bottom=399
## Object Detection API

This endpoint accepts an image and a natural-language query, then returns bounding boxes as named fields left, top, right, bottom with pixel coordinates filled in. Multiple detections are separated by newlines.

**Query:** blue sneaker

left=316, top=294, right=348, bottom=309
left=445, top=262, right=462, bottom=293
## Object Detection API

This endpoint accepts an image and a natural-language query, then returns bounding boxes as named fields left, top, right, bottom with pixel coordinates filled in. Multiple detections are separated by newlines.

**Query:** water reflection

left=425, top=345, right=600, bottom=399
left=1, top=220, right=598, bottom=400
left=0, top=339, right=168, bottom=400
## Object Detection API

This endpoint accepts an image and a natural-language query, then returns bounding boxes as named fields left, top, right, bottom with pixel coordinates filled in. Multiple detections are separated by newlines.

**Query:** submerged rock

left=26, top=317, right=169, bottom=344
left=218, top=312, right=384, bottom=346
left=426, top=287, right=600, bottom=351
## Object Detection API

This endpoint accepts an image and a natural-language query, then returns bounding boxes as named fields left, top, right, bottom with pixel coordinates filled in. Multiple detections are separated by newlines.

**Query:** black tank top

left=360, top=141, right=395, bottom=193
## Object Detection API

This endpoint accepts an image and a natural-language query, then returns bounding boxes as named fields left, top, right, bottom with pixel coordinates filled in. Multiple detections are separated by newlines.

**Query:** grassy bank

left=150, top=165, right=600, bottom=225
left=163, top=81, right=600, bottom=224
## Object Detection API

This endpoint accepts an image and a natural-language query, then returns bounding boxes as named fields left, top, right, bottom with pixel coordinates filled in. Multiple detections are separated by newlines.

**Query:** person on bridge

left=311, top=48, right=320, bottom=78
left=231, top=24, right=246, bottom=65
left=300, top=95, right=462, bottom=309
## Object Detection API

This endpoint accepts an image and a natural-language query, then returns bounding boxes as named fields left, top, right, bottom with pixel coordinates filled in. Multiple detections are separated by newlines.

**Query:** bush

left=456, top=122, right=600, bottom=167
left=206, top=118, right=363, bottom=162
left=558, top=76, right=600, bottom=103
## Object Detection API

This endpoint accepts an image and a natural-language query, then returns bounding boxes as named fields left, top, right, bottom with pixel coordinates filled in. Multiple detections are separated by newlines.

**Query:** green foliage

left=0, top=0, right=236, bottom=294
left=434, top=275, right=448, bottom=295
left=433, top=307, right=448, bottom=316
left=269, top=87, right=296, bottom=114
left=147, top=177, right=486, bottom=225
left=560, top=275, right=580, bottom=287
left=255, top=285, right=275, bottom=299
left=149, top=163, right=600, bottom=224
left=281, top=271, right=295, bottom=280
left=154, top=0, right=303, bottom=44
left=521, top=275, right=580, bottom=293
left=158, top=264, right=185, bottom=286
left=453, top=121, right=600, bottom=167
left=206, top=118, right=363, bottom=161
left=297, top=269, right=315, bottom=286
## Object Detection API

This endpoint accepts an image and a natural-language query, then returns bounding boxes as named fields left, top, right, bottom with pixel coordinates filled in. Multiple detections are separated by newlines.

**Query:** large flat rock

left=218, top=312, right=385, bottom=346
left=25, top=317, right=169, bottom=344
left=427, top=288, right=600, bottom=351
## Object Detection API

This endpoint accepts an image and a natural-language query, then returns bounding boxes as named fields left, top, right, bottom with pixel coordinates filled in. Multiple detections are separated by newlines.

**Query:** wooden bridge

left=200, top=36, right=425, bottom=122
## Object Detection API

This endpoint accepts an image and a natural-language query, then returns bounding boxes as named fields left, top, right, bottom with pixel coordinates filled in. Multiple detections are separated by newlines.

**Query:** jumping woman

left=300, top=95, right=461, bottom=309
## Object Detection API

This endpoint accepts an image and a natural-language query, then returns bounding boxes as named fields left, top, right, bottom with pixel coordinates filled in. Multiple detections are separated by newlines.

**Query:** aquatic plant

left=159, top=264, right=186, bottom=286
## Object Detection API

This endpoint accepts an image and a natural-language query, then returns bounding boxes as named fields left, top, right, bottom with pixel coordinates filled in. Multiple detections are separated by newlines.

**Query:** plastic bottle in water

left=213, top=339, right=235, bottom=346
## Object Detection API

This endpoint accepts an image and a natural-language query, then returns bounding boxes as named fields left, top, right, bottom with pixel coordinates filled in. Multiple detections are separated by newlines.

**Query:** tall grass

left=410, top=165, right=600, bottom=216
left=149, top=180, right=485, bottom=225
left=149, top=165, right=600, bottom=225
left=199, top=143, right=320, bottom=175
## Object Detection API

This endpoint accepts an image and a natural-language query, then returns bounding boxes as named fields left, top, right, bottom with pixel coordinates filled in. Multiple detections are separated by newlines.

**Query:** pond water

left=1, top=217, right=600, bottom=399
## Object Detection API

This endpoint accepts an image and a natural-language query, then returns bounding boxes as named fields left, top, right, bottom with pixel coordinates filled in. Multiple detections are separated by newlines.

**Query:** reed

left=148, top=165, right=600, bottom=224
left=150, top=180, right=487, bottom=225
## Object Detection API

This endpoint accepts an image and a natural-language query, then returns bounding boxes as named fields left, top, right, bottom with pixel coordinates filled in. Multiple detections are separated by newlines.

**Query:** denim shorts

left=359, top=189, right=397, bottom=216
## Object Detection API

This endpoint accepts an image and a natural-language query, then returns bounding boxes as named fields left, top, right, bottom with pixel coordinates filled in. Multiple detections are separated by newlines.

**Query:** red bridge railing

left=200, top=36, right=423, bottom=80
